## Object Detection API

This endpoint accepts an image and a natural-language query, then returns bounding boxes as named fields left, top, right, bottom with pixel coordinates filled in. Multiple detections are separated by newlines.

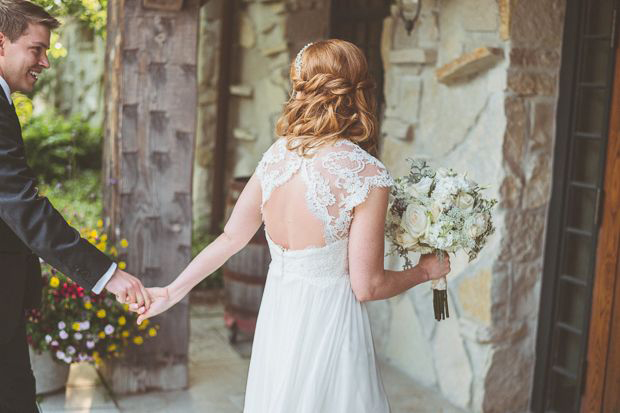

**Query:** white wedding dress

left=242, top=138, right=394, bottom=413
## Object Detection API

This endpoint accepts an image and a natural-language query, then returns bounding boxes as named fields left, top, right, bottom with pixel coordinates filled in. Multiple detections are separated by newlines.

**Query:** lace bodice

left=255, top=138, right=394, bottom=247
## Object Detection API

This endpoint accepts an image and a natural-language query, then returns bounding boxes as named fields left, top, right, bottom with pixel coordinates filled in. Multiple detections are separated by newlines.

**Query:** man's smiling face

left=0, top=23, right=51, bottom=94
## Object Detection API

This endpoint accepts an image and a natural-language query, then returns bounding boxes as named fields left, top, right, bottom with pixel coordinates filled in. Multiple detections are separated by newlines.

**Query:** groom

left=0, top=1, right=150, bottom=411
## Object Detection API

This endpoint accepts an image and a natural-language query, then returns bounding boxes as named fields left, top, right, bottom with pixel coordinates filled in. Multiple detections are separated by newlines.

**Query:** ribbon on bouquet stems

left=431, top=276, right=449, bottom=321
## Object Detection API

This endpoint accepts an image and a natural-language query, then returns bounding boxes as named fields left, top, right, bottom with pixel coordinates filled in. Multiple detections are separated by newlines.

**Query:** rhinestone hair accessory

left=295, top=42, right=313, bottom=76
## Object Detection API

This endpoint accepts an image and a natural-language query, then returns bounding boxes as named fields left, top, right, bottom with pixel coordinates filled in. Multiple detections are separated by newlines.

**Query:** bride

left=133, top=39, right=450, bottom=413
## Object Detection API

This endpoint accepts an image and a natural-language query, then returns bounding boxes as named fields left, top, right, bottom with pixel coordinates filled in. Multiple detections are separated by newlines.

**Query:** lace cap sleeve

left=345, top=151, right=394, bottom=211
left=319, top=141, right=394, bottom=213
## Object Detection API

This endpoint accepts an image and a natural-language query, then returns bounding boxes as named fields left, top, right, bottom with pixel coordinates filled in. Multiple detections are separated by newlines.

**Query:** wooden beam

left=210, top=0, right=234, bottom=234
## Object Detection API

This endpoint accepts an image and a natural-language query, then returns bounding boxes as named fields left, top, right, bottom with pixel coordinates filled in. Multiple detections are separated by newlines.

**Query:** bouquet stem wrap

left=431, top=277, right=449, bottom=321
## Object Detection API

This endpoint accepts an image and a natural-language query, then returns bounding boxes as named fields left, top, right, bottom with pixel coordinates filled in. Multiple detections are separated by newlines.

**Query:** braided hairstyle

left=275, top=39, right=378, bottom=157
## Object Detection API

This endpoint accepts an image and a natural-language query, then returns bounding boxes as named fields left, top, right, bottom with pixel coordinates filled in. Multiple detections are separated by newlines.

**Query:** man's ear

left=0, top=32, right=5, bottom=56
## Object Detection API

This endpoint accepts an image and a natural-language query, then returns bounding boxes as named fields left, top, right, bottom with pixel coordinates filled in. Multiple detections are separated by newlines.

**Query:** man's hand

left=104, top=269, right=151, bottom=311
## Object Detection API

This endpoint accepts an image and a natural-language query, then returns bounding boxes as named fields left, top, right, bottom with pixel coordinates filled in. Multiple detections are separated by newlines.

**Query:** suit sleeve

left=0, top=107, right=114, bottom=290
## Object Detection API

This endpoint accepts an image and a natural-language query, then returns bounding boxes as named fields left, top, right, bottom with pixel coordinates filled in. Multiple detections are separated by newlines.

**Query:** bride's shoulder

left=327, top=139, right=391, bottom=172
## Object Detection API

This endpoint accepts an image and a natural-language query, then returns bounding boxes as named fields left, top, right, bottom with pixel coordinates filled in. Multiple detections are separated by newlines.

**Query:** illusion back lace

left=255, top=138, right=394, bottom=251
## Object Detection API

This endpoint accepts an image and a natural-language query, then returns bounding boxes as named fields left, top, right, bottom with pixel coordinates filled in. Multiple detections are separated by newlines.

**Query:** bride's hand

left=417, top=253, right=451, bottom=282
left=129, top=287, right=173, bottom=325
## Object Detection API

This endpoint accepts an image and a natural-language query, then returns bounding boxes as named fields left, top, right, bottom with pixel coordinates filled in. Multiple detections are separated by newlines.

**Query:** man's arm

left=0, top=105, right=135, bottom=298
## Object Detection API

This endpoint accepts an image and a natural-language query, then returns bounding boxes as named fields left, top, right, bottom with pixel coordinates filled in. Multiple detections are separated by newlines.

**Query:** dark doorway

left=330, top=0, right=391, bottom=122
left=532, top=0, right=619, bottom=411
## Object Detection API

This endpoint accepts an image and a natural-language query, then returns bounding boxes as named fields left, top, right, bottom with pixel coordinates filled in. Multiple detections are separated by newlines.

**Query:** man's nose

left=39, top=53, right=50, bottom=69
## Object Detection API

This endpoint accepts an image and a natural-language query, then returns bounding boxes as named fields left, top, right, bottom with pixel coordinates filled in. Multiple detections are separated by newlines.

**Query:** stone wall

left=193, top=0, right=330, bottom=231
left=38, top=19, right=106, bottom=127
left=367, top=0, right=566, bottom=411
left=193, top=0, right=223, bottom=232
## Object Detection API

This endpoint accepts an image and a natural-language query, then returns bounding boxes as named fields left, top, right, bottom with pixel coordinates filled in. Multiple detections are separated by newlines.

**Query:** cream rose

left=456, top=192, right=475, bottom=211
left=396, top=229, right=418, bottom=249
left=468, top=213, right=488, bottom=238
left=401, top=204, right=430, bottom=240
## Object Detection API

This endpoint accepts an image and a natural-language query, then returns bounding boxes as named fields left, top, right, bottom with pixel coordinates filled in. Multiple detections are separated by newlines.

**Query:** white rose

left=456, top=192, right=475, bottom=211
left=396, top=229, right=419, bottom=249
left=468, top=214, right=488, bottom=238
left=401, top=204, right=430, bottom=239
left=410, top=177, right=433, bottom=198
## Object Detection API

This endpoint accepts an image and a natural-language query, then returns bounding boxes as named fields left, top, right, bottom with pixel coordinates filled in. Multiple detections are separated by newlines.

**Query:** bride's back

left=256, top=138, right=392, bottom=251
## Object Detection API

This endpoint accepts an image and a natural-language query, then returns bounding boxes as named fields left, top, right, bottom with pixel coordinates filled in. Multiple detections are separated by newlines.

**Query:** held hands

left=104, top=268, right=152, bottom=311
left=417, top=253, right=451, bottom=282
left=129, top=287, right=174, bottom=325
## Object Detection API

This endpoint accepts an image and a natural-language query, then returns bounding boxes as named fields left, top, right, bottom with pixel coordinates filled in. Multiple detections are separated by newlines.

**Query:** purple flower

left=59, top=330, right=68, bottom=340
left=104, top=325, right=115, bottom=335
left=58, top=321, right=66, bottom=330
left=86, top=341, right=95, bottom=349
left=45, top=335, right=52, bottom=344
left=74, top=333, right=83, bottom=340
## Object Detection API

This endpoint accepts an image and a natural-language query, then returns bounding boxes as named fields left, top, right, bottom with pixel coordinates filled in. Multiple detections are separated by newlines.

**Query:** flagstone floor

left=39, top=291, right=466, bottom=413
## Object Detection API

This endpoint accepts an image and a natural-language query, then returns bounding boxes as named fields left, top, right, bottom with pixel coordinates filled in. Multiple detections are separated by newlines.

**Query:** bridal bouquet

left=385, top=160, right=497, bottom=321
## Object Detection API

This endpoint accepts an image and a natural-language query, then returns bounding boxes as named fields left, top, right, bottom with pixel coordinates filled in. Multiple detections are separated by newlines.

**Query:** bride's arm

left=169, top=174, right=263, bottom=301
left=348, top=187, right=450, bottom=302
left=134, top=174, right=263, bottom=320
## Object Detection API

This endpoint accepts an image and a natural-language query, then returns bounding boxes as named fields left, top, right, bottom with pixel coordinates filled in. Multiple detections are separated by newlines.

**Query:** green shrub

left=22, top=111, right=102, bottom=184
left=39, top=171, right=102, bottom=229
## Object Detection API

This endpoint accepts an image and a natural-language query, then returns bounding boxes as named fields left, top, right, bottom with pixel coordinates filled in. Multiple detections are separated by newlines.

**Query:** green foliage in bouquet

left=25, top=224, right=159, bottom=365
left=21, top=110, right=102, bottom=184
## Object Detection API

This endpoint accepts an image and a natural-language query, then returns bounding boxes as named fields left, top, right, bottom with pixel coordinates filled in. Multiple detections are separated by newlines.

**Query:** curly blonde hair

left=275, top=39, right=378, bottom=157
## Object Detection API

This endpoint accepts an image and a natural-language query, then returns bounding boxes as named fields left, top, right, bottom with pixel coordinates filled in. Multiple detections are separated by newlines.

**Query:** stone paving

left=39, top=292, right=466, bottom=413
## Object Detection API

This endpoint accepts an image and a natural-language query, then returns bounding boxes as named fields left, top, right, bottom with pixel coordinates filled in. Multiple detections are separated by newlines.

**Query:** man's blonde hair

left=0, top=0, right=60, bottom=41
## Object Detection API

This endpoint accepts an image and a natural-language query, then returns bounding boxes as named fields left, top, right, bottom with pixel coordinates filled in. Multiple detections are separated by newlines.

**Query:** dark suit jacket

left=0, top=90, right=113, bottom=344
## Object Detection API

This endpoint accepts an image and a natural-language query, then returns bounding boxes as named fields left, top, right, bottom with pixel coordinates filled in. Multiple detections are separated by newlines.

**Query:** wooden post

left=102, top=0, right=199, bottom=393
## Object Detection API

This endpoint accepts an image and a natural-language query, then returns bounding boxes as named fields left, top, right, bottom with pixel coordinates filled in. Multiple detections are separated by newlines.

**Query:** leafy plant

left=22, top=110, right=102, bottom=184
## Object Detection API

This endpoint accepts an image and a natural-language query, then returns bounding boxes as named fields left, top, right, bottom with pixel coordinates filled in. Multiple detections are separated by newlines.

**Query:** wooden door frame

left=582, top=32, right=620, bottom=413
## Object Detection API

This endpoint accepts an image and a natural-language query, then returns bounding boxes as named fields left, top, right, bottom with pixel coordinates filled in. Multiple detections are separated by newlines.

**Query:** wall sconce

left=394, top=0, right=422, bottom=35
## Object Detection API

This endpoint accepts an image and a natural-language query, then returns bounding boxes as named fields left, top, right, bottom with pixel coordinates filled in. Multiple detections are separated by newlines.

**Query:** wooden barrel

left=223, top=177, right=269, bottom=343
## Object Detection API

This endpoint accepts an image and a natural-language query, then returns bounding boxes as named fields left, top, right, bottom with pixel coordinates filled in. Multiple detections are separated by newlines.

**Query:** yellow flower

left=49, top=276, right=60, bottom=288
left=107, top=344, right=117, bottom=352
left=100, top=234, right=108, bottom=242
left=138, top=319, right=149, bottom=330
left=122, top=330, right=130, bottom=338
left=118, top=316, right=126, bottom=326
left=90, top=230, right=98, bottom=239
left=120, top=239, right=129, bottom=248
left=109, top=246, right=118, bottom=257
left=84, top=301, right=93, bottom=310
left=118, top=261, right=127, bottom=270
left=148, top=328, right=157, bottom=337
left=96, top=219, right=103, bottom=228
left=72, top=322, right=81, bottom=331
left=123, top=304, right=129, bottom=311
left=98, top=331, right=106, bottom=339
left=133, top=336, right=144, bottom=345
left=96, top=242, right=106, bottom=252
left=97, top=309, right=106, bottom=318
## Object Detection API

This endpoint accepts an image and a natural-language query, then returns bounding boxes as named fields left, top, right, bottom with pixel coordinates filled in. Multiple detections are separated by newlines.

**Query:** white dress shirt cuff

left=92, top=262, right=117, bottom=294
